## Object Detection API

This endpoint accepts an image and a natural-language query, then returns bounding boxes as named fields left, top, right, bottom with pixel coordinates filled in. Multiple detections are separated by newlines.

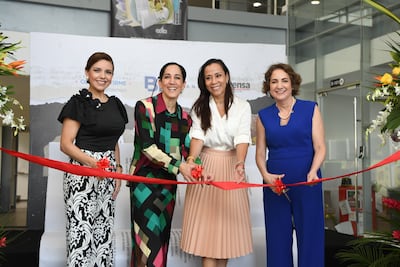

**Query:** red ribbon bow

left=191, top=165, right=203, bottom=180
left=273, top=179, right=287, bottom=195
left=96, top=158, right=110, bottom=170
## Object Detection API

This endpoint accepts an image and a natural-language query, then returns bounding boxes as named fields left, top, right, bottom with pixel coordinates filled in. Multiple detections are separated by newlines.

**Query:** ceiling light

left=311, top=0, right=320, bottom=4
left=253, top=2, right=262, bottom=8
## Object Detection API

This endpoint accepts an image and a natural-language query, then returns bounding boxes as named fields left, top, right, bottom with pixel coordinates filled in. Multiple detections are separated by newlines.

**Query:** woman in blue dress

left=255, top=63, right=326, bottom=267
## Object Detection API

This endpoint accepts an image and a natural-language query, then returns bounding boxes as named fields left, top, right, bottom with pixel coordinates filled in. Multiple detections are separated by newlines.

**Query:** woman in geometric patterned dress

left=128, top=62, right=193, bottom=267
left=58, top=52, right=128, bottom=267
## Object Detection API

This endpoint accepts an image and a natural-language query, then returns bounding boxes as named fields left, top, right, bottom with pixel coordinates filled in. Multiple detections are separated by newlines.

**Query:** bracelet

left=187, top=156, right=195, bottom=162
left=116, top=163, right=123, bottom=169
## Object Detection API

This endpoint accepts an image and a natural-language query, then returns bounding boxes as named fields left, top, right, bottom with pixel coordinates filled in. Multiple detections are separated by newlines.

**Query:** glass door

left=317, top=83, right=367, bottom=236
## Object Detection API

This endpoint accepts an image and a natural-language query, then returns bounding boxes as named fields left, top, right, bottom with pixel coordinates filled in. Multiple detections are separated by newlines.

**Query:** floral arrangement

left=364, top=0, right=400, bottom=145
left=0, top=28, right=26, bottom=135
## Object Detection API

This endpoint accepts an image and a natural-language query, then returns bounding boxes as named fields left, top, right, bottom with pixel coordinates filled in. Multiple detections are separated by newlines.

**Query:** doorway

left=317, top=82, right=366, bottom=236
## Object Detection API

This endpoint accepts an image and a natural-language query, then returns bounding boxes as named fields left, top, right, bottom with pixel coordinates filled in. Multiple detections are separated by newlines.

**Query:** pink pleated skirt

left=180, top=148, right=253, bottom=259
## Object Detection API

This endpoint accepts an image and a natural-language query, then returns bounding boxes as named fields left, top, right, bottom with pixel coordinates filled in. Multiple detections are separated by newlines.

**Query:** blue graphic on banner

left=145, top=76, right=159, bottom=92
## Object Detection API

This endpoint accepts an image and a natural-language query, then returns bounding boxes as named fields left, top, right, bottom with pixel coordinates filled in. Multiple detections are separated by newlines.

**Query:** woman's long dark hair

left=192, top=58, right=234, bottom=133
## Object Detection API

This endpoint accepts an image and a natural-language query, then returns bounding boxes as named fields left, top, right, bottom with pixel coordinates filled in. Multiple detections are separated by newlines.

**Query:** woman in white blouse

left=180, top=58, right=253, bottom=267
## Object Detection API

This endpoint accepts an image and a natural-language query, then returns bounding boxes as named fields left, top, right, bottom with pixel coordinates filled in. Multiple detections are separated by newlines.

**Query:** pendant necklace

left=278, top=97, right=295, bottom=120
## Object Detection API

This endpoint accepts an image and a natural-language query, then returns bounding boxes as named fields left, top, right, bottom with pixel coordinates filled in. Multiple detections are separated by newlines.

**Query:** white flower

left=16, top=116, right=26, bottom=131
left=0, top=86, right=7, bottom=95
left=1, top=110, right=14, bottom=125
left=382, top=85, right=390, bottom=96
left=385, top=102, right=393, bottom=112
left=0, top=99, right=7, bottom=108
left=0, top=84, right=25, bottom=135
left=395, top=84, right=400, bottom=95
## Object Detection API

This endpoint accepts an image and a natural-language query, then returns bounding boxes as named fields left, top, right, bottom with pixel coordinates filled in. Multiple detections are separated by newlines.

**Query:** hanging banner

left=111, top=0, right=188, bottom=39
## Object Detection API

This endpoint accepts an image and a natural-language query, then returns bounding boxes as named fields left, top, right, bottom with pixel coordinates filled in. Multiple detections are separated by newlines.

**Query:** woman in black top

left=57, top=52, right=128, bottom=267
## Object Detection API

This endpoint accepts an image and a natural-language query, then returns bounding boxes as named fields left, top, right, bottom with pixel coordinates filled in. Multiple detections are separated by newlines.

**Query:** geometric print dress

left=128, top=93, right=191, bottom=267
left=129, top=168, right=177, bottom=267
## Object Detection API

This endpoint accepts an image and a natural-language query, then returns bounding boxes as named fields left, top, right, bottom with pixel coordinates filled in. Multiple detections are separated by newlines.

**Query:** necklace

left=98, top=96, right=108, bottom=103
left=277, top=97, right=295, bottom=120
left=90, top=91, right=108, bottom=103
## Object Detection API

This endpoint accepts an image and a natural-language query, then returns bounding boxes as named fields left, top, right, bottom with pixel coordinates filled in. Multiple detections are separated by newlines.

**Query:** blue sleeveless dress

left=258, top=99, right=324, bottom=267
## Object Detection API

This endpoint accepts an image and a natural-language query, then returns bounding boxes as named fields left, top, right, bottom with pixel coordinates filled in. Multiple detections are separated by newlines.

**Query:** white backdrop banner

left=30, top=32, right=285, bottom=107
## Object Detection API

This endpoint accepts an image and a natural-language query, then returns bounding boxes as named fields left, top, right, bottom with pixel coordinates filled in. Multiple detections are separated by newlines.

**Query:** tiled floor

left=0, top=200, right=27, bottom=228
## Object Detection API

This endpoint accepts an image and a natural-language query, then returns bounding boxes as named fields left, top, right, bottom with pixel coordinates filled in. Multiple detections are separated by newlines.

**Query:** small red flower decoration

left=191, top=165, right=203, bottom=180
left=392, top=230, right=400, bottom=240
left=96, top=158, right=110, bottom=170
left=0, top=236, right=6, bottom=248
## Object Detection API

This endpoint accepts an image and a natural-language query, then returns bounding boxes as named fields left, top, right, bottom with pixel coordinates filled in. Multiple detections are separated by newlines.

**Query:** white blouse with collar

left=190, top=96, right=251, bottom=151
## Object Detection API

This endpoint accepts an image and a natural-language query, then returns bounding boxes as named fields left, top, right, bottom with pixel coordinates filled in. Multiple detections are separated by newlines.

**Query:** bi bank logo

left=144, top=76, right=159, bottom=92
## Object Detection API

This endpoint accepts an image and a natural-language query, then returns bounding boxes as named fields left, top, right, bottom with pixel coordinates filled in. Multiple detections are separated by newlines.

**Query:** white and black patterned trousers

left=64, top=150, right=117, bottom=267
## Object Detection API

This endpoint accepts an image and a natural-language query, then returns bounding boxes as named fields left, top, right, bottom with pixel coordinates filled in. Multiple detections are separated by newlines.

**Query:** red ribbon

left=0, top=147, right=188, bottom=186
left=286, top=149, right=400, bottom=188
left=1, top=147, right=400, bottom=190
